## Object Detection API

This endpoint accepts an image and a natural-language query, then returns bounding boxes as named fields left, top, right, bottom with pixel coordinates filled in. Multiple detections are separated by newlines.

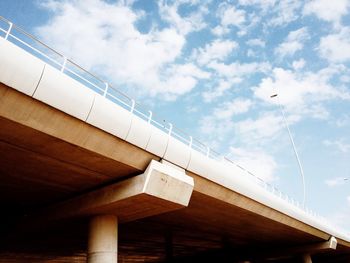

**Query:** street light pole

left=271, top=93, right=306, bottom=207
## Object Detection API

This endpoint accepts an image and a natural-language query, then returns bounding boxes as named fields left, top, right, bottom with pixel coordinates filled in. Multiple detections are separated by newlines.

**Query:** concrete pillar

left=302, top=254, right=312, bottom=263
left=88, top=215, right=118, bottom=263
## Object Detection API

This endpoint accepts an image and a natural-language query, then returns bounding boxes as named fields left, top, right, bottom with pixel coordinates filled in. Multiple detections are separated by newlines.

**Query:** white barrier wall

left=0, top=38, right=45, bottom=96
left=145, top=126, right=169, bottom=157
left=187, top=150, right=211, bottom=176
left=126, top=115, right=152, bottom=149
left=87, top=95, right=132, bottom=140
left=164, top=137, right=191, bottom=168
left=34, top=65, right=95, bottom=121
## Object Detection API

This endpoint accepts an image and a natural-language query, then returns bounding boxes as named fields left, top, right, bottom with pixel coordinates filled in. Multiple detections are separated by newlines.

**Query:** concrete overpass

left=0, top=17, right=349, bottom=262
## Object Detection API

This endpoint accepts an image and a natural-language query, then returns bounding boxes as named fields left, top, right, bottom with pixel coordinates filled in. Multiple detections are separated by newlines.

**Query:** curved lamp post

left=271, top=93, right=306, bottom=207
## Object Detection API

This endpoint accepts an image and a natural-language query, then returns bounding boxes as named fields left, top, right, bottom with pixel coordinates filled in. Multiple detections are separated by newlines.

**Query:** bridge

left=0, top=17, right=349, bottom=263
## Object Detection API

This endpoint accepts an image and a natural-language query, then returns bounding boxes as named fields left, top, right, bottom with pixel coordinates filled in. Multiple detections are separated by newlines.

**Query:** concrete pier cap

left=81, top=160, right=193, bottom=263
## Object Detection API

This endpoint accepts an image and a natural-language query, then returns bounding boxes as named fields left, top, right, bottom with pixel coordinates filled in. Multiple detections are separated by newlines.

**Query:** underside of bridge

left=1, top=82, right=350, bottom=263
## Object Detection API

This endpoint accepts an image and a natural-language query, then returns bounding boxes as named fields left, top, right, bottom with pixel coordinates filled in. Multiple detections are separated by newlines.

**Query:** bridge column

left=88, top=215, right=118, bottom=263
left=302, top=254, right=312, bottom=263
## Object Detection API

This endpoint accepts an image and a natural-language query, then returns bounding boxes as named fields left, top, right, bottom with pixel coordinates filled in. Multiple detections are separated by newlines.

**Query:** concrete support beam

left=20, top=160, right=194, bottom=229
left=88, top=215, right=118, bottom=263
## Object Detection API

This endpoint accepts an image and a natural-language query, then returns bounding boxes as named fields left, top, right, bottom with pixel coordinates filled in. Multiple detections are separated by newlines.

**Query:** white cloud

left=323, top=139, right=350, bottom=153
left=202, top=80, right=232, bottom=102
left=211, top=26, right=229, bottom=36
left=303, top=0, right=350, bottom=26
left=287, top=27, right=309, bottom=43
left=268, top=0, right=302, bottom=27
left=292, top=59, right=306, bottom=70
left=234, top=112, right=296, bottom=141
left=325, top=177, right=348, bottom=187
left=319, top=27, right=350, bottom=63
left=199, top=111, right=298, bottom=163
left=336, top=114, right=350, bottom=127
left=239, top=0, right=301, bottom=27
left=199, top=98, right=254, bottom=140
left=212, top=3, right=246, bottom=35
left=247, top=49, right=256, bottom=57
left=253, top=67, right=349, bottom=117
left=200, top=112, right=279, bottom=182
left=208, top=61, right=271, bottom=83
left=221, top=0, right=303, bottom=29
left=158, top=0, right=208, bottom=35
left=200, top=109, right=297, bottom=147
left=220, top=5, right=246, bottom=27
left=168, top=63, right=210, bottom=79
left=229, top=147, right=277, bottom=182
left=199, top=116, right=233, bottom=142
left=213, top=98, right=253, bottom=119
left=35, top=0, right=208, bottom=99
left=275, top=27, right=309, bottom=58
left=275, top=42, right=302, bottom=58
left=158, top=63, right=210, bottom=100
left=238, top=0, right=303, bottom=28
left=238, top=0, right=276, bottom=10
left=192, top=39, right=238, bottom=65
left=247, top=38, right=266, bottom=47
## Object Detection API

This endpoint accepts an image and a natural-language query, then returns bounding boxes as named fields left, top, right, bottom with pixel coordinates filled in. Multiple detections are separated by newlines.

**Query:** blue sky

left=1, top=0, right=350, bottom=232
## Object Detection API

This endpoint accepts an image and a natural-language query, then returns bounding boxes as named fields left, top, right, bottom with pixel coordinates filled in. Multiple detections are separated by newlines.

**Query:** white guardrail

left=0, top=16, right=343, bottom=235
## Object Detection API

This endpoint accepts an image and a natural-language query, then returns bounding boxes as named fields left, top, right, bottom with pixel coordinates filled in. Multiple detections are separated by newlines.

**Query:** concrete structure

left=0, top=17, right=350, bottom=262
left=88, top=215, right=118, bottom=263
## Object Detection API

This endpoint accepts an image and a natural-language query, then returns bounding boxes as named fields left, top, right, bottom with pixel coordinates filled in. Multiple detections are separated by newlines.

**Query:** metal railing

left=0, top=16, right=339, bottom=232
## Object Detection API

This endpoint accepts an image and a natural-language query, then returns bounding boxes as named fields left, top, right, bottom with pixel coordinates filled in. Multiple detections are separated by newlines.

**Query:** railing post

left=61, top=56, right=67, bottom=72
left=168, top=123, right=173, bottom=136
left=206, top=147, right=210, bottom=158
left=130, top=99, right=135, bottom=113
left=103, top=82, right=108, bottom=97
left=5, top=22, right=13, bottom=40
left=189, top=136, right=193, bottom=149
left=148, top=111, right=152, bottom=124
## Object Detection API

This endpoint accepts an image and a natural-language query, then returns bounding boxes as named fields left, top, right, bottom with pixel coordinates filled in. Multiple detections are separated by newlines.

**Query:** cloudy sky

left=1, top=0, right=350, bottom=231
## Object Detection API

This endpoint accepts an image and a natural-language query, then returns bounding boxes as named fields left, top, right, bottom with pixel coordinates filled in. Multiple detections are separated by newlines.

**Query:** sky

left=1, top=0, right=349, bottom=232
